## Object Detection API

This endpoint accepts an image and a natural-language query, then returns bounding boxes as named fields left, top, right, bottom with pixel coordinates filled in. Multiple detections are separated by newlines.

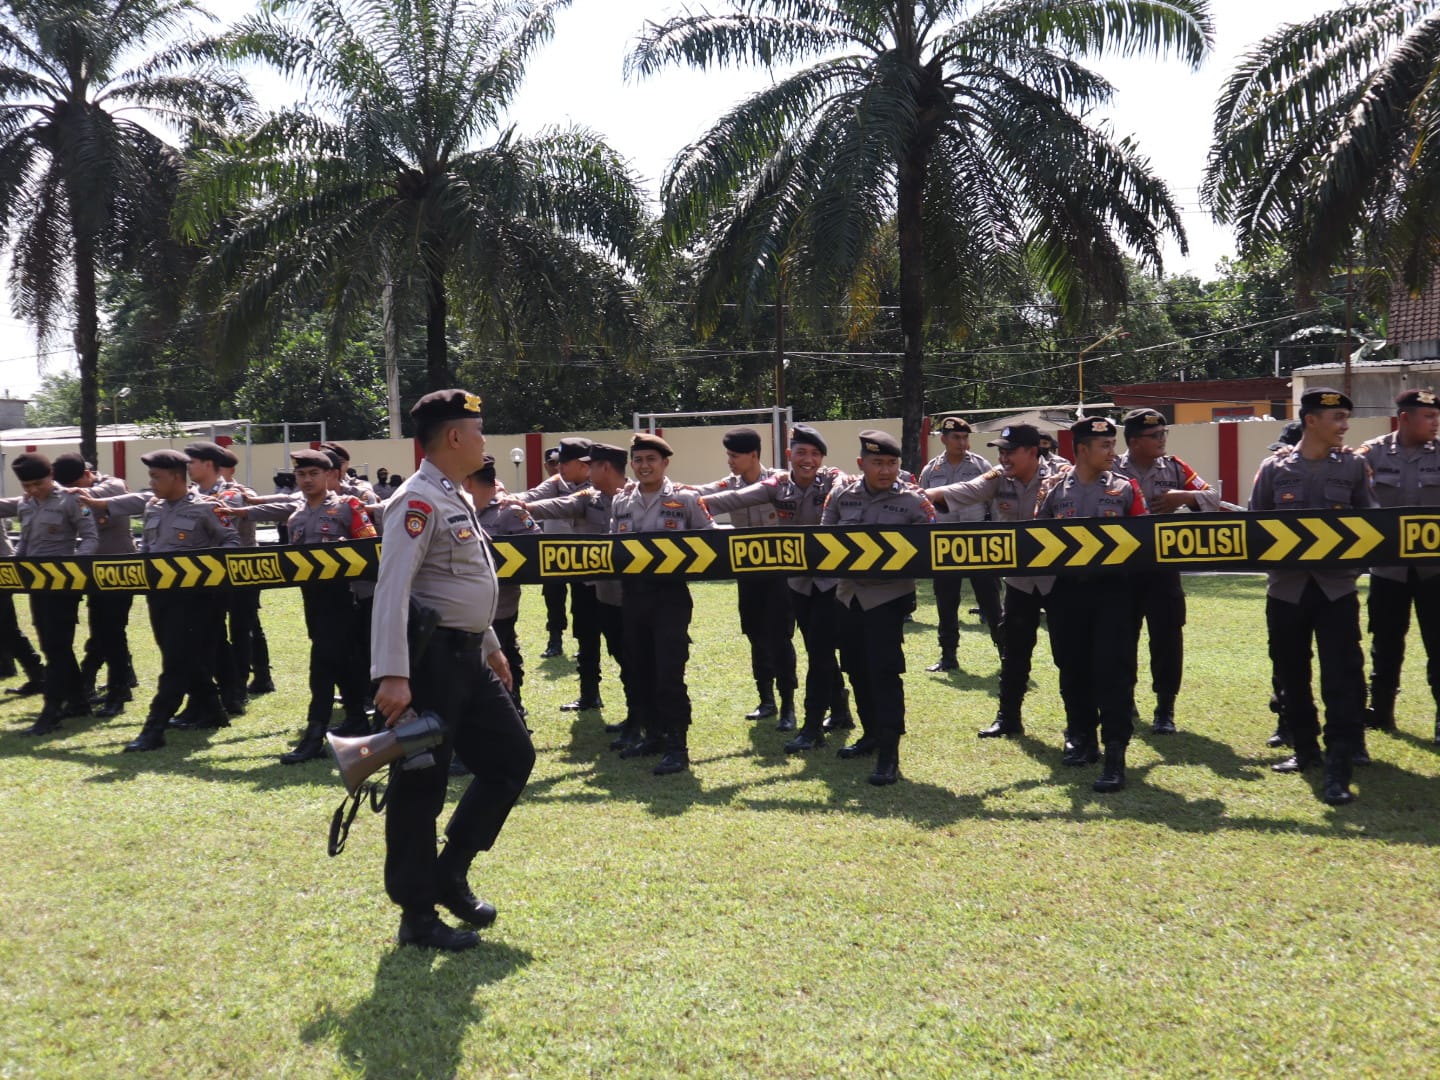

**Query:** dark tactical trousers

left=145, top=593, right=223, bottom=723
left=837, top=593, right=911, bottom=745
left=1368, top=571, right=1440, bottom=708
left=621, top=581, right=693, bottom=741
left=542, top=581, right=568, bottom=636
left=996, top=585, right=1053, bottom=719
left=791, top=585, right=845, bottom=733
left=737, top=577, right=797, bottom=694
left=81, top=592, right=134, bottom=696
left=933, top=573, right=1003, bottom=654
left=302, top=584, right=367, bottom=728
left=384, top=629, right=535, bottom=917
left=30, top=593, right=82, bottom=711
left=572, top=582, right=603, bottom=699
left=1268, top=581, right=1366, bottom=758
left=1130, top=570, right=1186, bottom=698
left=493, top=613, right=524, bottom=706
left=595, top=599, right=634, bottom=717
left=0, top=595, right=43, bottom=678
left=221, top=590, right=261, bottom=702
left=1047, top=576, right=1138, bottom=751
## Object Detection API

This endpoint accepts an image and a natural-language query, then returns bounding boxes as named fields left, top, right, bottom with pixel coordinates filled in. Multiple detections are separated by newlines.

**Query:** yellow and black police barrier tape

left=4, top=508, right=1439, bottom=591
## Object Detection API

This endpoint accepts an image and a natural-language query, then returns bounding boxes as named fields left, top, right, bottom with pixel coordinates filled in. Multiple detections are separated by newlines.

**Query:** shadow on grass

left=300, top=939, right=533, bottom=1079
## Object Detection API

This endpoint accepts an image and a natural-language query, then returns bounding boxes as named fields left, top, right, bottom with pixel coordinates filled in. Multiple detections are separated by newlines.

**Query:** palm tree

left=0, top=0, right=252, bottom=461
left=1204, top=2, right=1440, bottom=293
left=180, top=0, right=649, bottom=393
left=630, top=1, right=1213, bottom=467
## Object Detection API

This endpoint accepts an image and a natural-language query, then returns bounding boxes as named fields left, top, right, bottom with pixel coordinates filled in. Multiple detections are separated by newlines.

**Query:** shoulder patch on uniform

left=408, top=499, right=433, bottom=514
left=404, top=509, right=429, bottom=537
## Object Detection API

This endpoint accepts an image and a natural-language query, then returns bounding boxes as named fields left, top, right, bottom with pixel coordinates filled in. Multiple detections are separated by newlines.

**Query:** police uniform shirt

left=1248, top=447, right=1378, bottom=601
left=1359, top=431, right=1440, bottom=582
left=1037, top=469, right=1147, bottom=520
left=197, top=479, right=262, bottom=548
left=140, top=491, right=242, bottom=553
left=693, top=468, right=785, bottom=527
left=521, top=474, right=580, bottom=535
left=371, top=458, right=503, bottom=681
left=0, top=496, right=18, bottom=556
left=16, top=488, right=98, bottom=557
left=819, top=477, right=937, bottom=609
left=700, top=466, right=849, bottom=595
left=88, top=474, right=136, bottom=555
left=526, top=485, right=626, bottom=606
left=477, top=497, right=541, bottom=620
left=1113, top=452, right=1222, bottom=513
left=286, top=491, right=377, bottom=545
left=609, top=478, right=714, bottom=535
left=339, top=477, right=379, bottom=505
left=919, top=450, right=991, bottom=523
left=931, top=461, right=1057, bottom=595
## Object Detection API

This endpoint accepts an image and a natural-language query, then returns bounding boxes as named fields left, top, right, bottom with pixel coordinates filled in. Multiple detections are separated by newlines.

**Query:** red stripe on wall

left=1057, top=431, right=1074, bottom=462
left=1218, top=420, right=1239, bottom=503
left=525, top=431, right=544, bottom=488
left=111, top=441, right=125, bottom=481
left=1392, top=415, right=1400, bottom=432
left=412, top=438, right=423, bottom=470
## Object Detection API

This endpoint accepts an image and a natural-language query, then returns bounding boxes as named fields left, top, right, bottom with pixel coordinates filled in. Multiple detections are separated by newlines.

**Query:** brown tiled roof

left=1100, top=378, right=1290, bottom=408
left=1388, top=275, right=1440, bottom=346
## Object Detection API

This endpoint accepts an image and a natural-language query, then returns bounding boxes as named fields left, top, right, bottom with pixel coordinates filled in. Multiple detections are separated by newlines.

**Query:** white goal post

left=633, top=406, right=796, bottom=470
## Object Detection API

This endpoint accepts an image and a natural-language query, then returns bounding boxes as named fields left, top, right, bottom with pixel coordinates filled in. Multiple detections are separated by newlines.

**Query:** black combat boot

left=1151, top=695, right=1177, bottom=735
left=653, top=733, right=690, bottom=775
left=435, top=845, right=497, bottom=928
left=775, top=690, right=796, bottom=731
left=540, top=635, right=564, bottom=659
left=746, top=679, right=777, bottom=720
left=1093, top=745, right=1127, bottom=793
left=1321, top=746, right=1355, bottom=805
left=124, top=716, right=168, bottom=753
left=821, top=687, right=855, bottom=731
left=1364, top=689, right=1396, bottom=732
left=397, top=909, right=478, bottom=952
left=867, top=739, right=901, bottom=785
left=1272, top=737, right=1322, bottom=773
left=925, top=651, right=958, bottom=673
left=837, top=733, right=879, bottom=759
left=977, top=711, right=1023, bottom=738
left=280, top=722, right=328, bottom=764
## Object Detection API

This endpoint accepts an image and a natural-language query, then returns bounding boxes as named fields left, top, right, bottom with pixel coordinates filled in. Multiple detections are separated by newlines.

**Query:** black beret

left=937, top=416, right=972, bottom=433
left=1038, top=433, right=1056, bottom=450
left=1299, top=386, right=1353, bottom=413
left=290, top=449, right=334, bottom=470
left=52, top=452, right=88, bottom=485
left=323, top=450, right=344, bottom=472
left=987, top=424, right=1041, bottom=450
left=557, top=437, right=592, bottom=463
left=473, top=454, right=497, bottom=484
left=141, top=449, right=190, bottom=471
left=585, top=443, right=629, bottom=469
left=1396, top=388, right=1440, bottom=410
left=722, top=426, right=763, bottom=453
left=184, top=441, right=229, bottom=466
left=11, top=452, right=50, bottom=481
left=543, top=446, right=561, bottom=464
left=319, top=441, right=350, bottom=462
left=1122, top=409, right=1166, bottom=437
left=859, top=429, right=901, bottom=456
left=790, top=424, right=827, bottom=455
left=631, top=433, right=673, bottom=457
left=410, top=388, right=483, bottom=423
left=1071, top=416, right=1117, bottom=441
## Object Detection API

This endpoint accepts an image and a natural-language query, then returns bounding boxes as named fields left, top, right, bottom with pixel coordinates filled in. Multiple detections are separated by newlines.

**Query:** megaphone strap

left=327, top=779, right=388, bottom=857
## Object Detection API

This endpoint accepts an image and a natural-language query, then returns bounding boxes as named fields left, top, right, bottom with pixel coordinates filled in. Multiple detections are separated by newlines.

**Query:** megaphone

left=327, top=710, right=446, bottom=795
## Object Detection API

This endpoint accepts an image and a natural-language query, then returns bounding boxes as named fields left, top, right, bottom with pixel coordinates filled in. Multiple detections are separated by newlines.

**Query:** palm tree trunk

left=424, top=256, right=450, bottom=390
left=382, top=279, right=402, bottom=439
left=73, top=231, right=101, bottom=465
left=896, top=148, right=928, bottom=473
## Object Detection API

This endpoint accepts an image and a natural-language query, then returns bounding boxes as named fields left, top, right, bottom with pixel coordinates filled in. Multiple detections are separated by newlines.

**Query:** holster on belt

left=408, top=599, right=441, bottom=666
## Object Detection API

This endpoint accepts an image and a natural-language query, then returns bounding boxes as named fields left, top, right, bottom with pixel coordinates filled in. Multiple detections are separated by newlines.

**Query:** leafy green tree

left=179, top=0, right=650, bottom=389
left=630, top=0, right=1213, bottom=467
left=23, top=370, right=81, bottom=426
left=1204, top=1, right=1440, bottom=292
left=0, top=0, right=252, bottom=461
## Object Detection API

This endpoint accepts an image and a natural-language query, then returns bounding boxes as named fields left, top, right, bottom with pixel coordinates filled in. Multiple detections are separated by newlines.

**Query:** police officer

left=1038, top=417, right=1147, bottom=792
left=186, top=441, right=255, bottom=716
left=0, top=497, right=45, bottom=696
left=53, top=453, right=135, bottom=717
left=320, top=442, right=378, bottom=503
left=11, top=452, right=98, bottom=734
left=524, top=443, right=637, bottom=747
left=465, top=456, right=541, bottom=718
left=1249, top=387, right=1375, bottom=805
left=538, top=446, right=569, bottom=658
left=925, top=423, right=1057, bottom=738
left=694, top=426, right=798, bottom=728
left=821, top=430, right=937, bottom=785
left=609, top=433, right=713, bottom=775
left=275, top=448, right=378, bottom=763
left=1357, top=388, right=1440, bottom=742
left=1113, top=409, right=1222, bottom=734
left=919, top=416, right=1001, bottom=671
left=372, top=389, right=534, bottom=952
left=699, top=424, right=855, bottom=751
left=521, top=439, right=599, bottom=708
left=83, top=450, right=241, bottom=752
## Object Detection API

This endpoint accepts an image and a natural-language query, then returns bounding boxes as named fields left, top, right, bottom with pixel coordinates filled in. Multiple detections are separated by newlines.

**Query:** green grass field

left=1, top=575, right=1437, bottom=1078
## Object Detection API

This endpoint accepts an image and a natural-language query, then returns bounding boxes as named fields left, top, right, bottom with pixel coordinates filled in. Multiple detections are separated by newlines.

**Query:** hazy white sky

left=0, top=0, right=1328, bottom=398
